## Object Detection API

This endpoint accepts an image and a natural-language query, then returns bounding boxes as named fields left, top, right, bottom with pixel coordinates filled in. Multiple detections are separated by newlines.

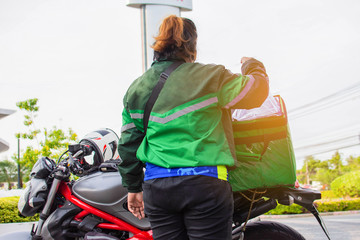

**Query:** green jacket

left=118, top=58, right=269, bottom=192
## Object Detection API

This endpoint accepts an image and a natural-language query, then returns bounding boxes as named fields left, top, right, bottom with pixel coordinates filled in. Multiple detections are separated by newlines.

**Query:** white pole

left=127, top=0, right=192, bottom=72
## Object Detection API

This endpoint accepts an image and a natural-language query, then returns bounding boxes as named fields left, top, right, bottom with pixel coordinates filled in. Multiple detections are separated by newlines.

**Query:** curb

left=0, top=211, right=359, bottom=226
left=260, top=210, right=360, bottom=219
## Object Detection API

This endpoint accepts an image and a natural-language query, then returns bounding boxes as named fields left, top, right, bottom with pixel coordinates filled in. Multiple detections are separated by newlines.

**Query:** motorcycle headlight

left=30, top=157, right=56, bottom=179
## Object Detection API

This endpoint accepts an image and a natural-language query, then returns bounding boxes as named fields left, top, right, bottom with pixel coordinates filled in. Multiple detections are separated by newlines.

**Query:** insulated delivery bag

left=228, top=95, right=297, bottom=192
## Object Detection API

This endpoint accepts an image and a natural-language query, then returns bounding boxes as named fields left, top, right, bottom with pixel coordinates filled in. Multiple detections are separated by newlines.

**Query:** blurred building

left=0, top=108, right=16, bottom=153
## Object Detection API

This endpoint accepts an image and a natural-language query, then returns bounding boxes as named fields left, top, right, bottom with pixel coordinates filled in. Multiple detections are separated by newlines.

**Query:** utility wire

left=295, top=127, right=360, bottom=147
left=288, top=81, right=360, bottom=114
left=283, top=83, right=360, bottom=159
left=289, top=95, right=360, bottom=119
left=295, top=143, right=360, bottom=159
left=292, top=119, right=360, bottom=145
left=295, top=135, right=359, bottom=151
left=288, top=82, right=360, bottom=119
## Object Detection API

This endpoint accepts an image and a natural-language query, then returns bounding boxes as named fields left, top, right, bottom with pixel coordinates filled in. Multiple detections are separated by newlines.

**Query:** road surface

left=263, top=212, right=360, bottom=240
left=0, top=212, right=359, bottom=239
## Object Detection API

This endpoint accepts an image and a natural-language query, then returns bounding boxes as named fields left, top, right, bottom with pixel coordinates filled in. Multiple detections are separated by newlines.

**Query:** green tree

left=0, top=160, right=17, bottom=190
left=315, top=168, right=337, bottom=187
left=15, top=98, right=40, bottom=145
left=296, top=152, right=352, bottom=187
left=328, top=151, right=344, bottom=175
left=297, top=156, right=321, bottom=185
left=317, top=152, right=345, bottom=187
left=344, top=155, right=360, bottom=172
left=15, top=98, right=78, bottom=182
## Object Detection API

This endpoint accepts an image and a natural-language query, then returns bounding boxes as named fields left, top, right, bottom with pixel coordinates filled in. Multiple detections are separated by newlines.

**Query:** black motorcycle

left=0, top=140, right=330, bottom=239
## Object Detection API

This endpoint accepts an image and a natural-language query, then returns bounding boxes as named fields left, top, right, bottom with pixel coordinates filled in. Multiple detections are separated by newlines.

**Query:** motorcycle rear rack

left=233, top=187, right=331, bottom=240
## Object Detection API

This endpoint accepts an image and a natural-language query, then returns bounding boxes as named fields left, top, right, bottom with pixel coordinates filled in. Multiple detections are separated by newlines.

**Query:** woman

left=118, top=15, right=269, bottom=240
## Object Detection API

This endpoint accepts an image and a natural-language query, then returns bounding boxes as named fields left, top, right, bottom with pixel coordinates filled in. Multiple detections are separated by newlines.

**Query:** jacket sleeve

left=218, top=58, right=269, bottom=109
left=117, top=101, right=145, bottom=193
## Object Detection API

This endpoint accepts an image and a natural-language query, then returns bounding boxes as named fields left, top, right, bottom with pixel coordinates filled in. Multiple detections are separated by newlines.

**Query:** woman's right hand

left=241, top=57, right=252, bottom=64
left=128, top=192, right=145, bottom=219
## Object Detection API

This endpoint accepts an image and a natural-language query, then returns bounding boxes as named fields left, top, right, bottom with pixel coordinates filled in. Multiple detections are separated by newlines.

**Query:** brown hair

left=152, top=15, right=197, bottom=62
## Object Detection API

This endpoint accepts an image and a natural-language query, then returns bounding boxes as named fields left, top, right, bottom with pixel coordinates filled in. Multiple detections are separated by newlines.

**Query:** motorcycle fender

left=0, top=231, right=32, bottom=240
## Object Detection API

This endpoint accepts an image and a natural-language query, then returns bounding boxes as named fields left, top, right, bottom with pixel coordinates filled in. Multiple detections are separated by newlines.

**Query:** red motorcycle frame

left=59, top=182, right=153, bottom=240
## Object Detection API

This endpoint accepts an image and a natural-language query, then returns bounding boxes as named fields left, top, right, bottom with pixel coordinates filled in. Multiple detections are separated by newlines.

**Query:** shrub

left=0, top=196, right=39, bottom=223
left=320, top=190, right=337, bottom=199
left=1, top=197, right=360, bottom=222
left=316, top=198, right=360, bottom=212
left=266, top=203, right=304, bottom=215
left=331, top=171, right=360, bottom=197
left=265, top=198, right=360, bottom=215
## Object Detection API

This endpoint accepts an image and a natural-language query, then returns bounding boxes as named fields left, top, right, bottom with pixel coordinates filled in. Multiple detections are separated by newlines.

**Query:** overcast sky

left=1, top=0, right=360, bottom=169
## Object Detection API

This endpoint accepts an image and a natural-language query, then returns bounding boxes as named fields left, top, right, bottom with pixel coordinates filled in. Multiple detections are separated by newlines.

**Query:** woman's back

left=125, top=60, right=247, bottom=169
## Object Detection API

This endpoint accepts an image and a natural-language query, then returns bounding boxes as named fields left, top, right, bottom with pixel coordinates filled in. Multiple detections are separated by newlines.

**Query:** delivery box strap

left=232, top=116, right=287, bottom=131
left=234, top=130, right=287, bottom=146
left=234, top=130, right=287, bottom=159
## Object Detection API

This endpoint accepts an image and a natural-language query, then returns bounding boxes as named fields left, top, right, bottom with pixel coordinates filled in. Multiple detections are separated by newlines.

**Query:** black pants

left=143, top=175, right=234, bottom=240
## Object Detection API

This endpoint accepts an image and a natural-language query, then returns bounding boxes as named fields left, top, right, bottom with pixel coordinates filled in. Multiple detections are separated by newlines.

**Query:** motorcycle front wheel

left=233, top=221, right=306, bottom=240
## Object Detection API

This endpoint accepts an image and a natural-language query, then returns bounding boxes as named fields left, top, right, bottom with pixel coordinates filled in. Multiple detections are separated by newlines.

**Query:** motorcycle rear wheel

left=236, top=221, right=306, bottom=240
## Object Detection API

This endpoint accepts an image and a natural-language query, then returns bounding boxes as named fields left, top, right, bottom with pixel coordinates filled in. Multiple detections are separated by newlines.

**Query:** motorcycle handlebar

left=82, top=145, right=93, bottom=156
left=68, top=144, right=93, bottom=157
left=67, top=151, right=85, bottom=176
